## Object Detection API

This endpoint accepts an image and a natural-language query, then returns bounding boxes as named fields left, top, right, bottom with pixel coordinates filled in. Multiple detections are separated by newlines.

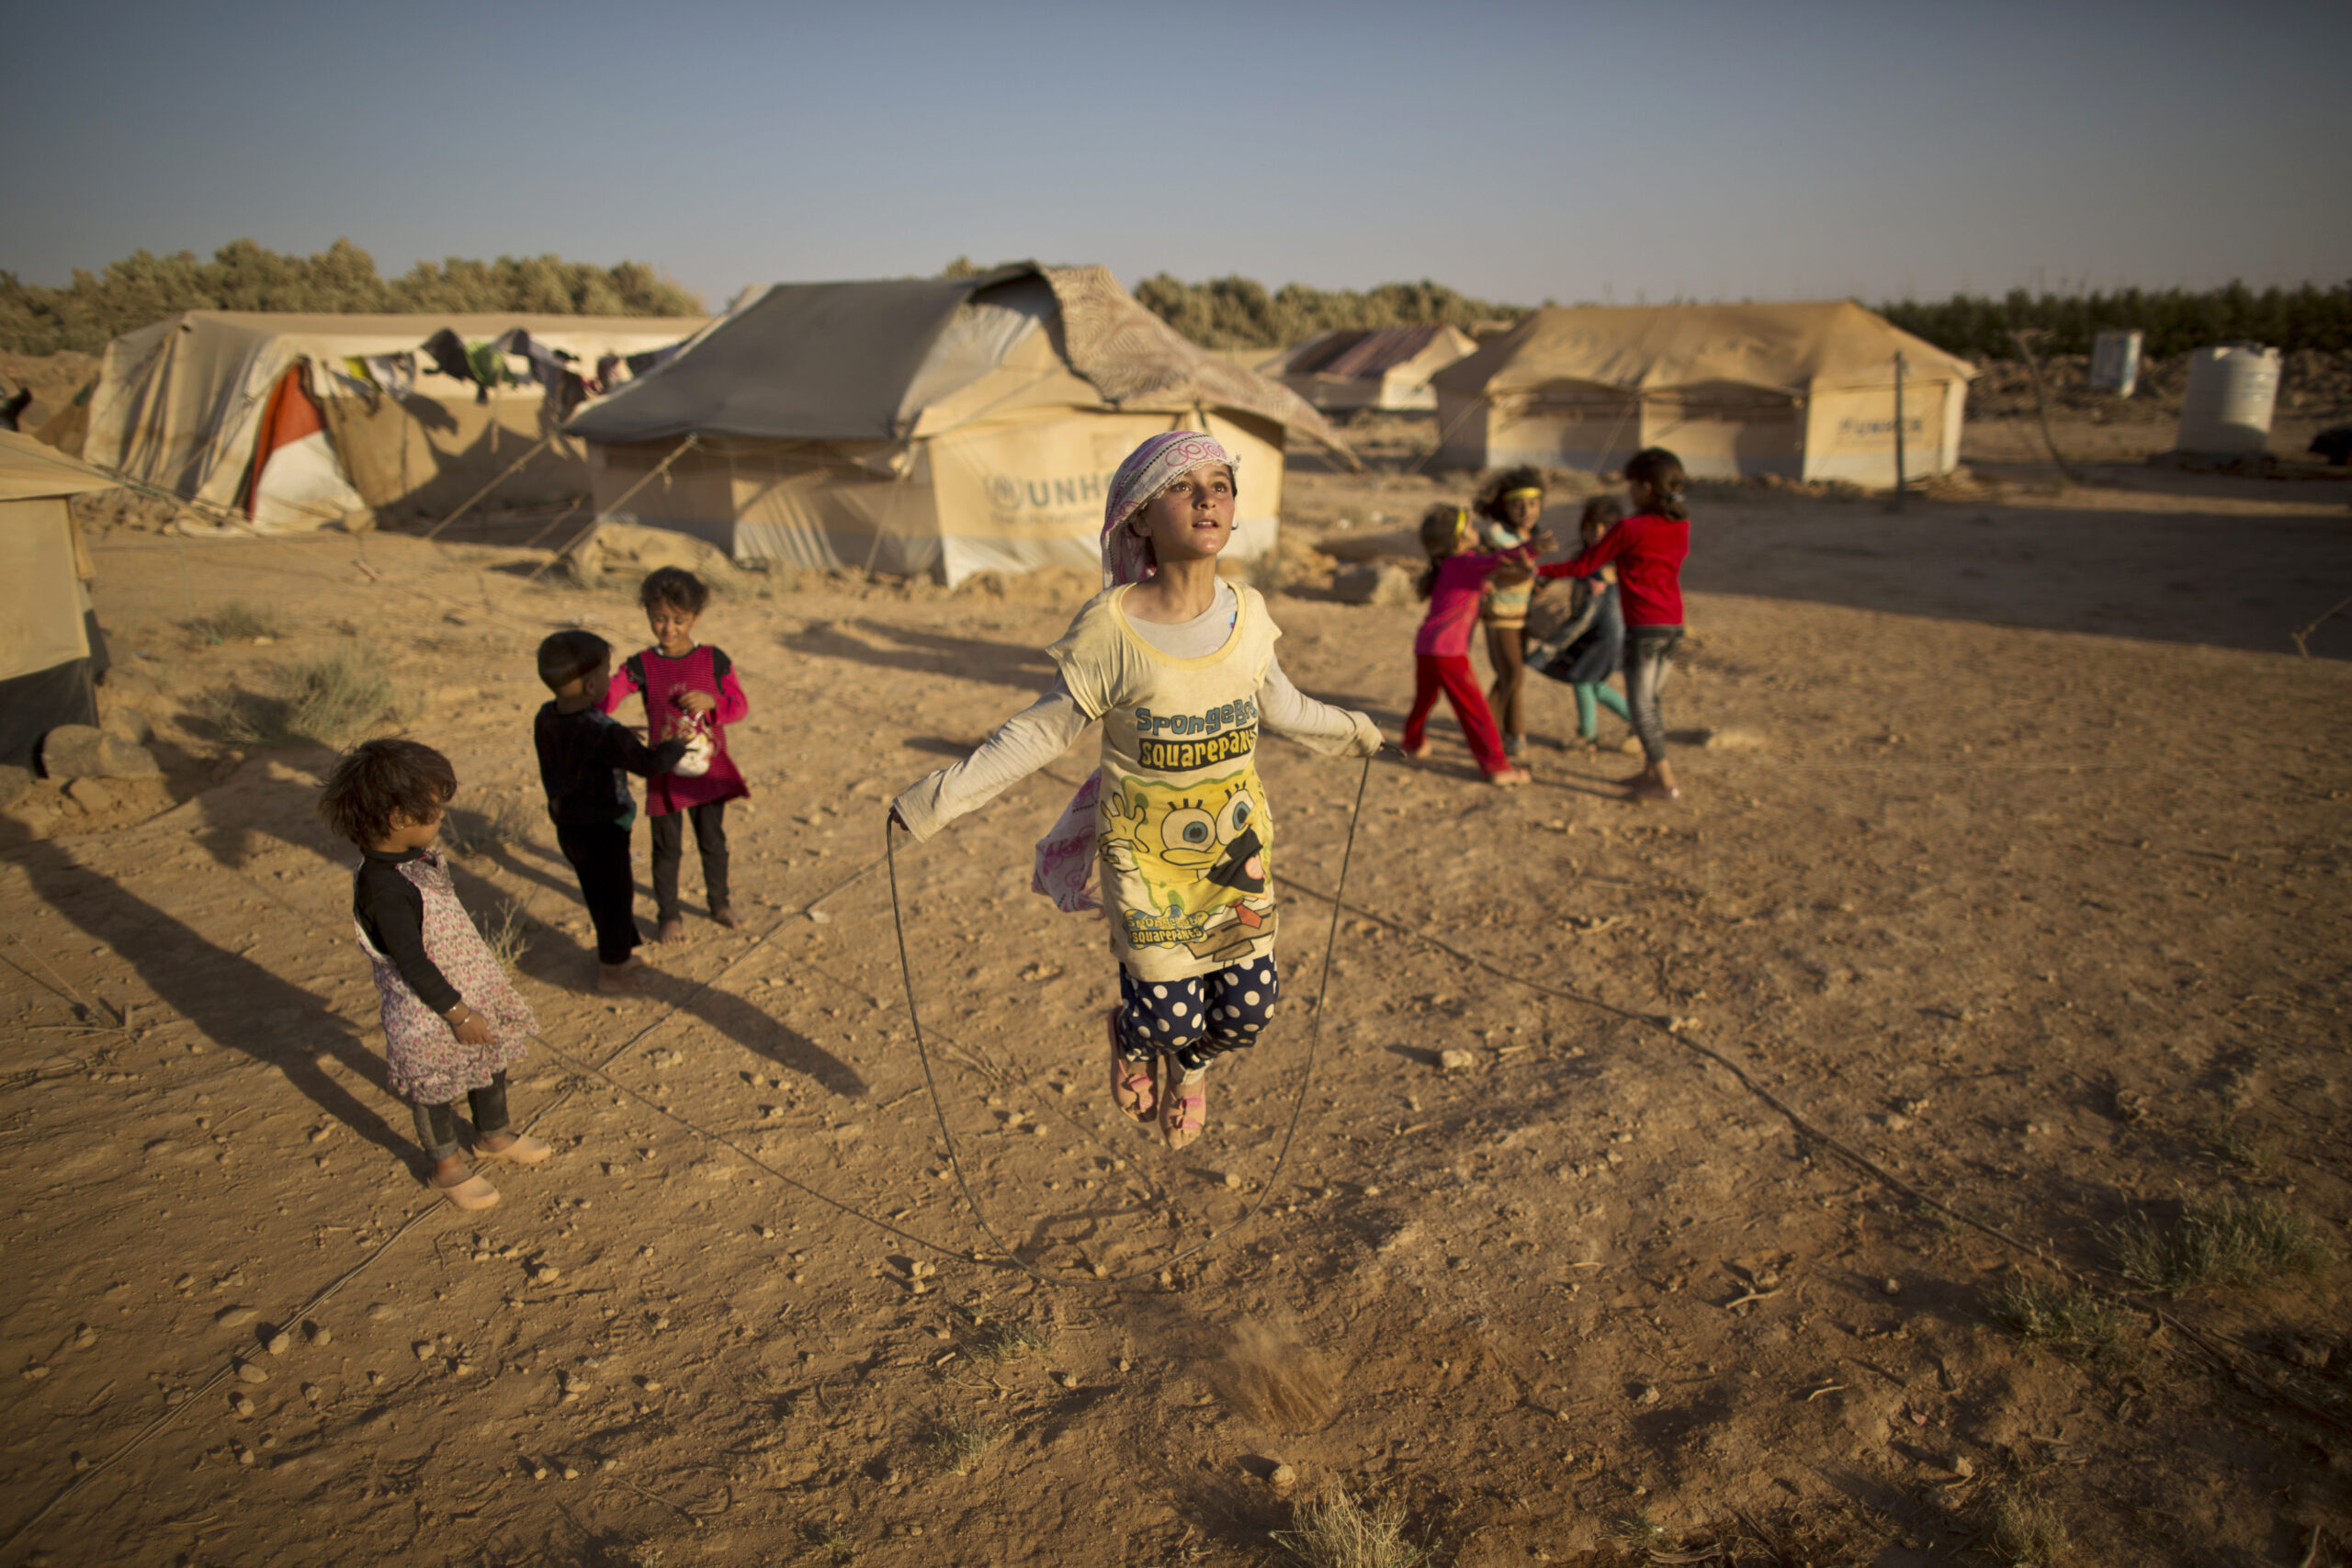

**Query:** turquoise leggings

left=1575, top=682, right=1630, bottom=739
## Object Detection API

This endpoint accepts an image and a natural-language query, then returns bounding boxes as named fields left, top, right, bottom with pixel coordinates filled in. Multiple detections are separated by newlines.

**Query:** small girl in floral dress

left=320, top=739, right=548, bottom=1211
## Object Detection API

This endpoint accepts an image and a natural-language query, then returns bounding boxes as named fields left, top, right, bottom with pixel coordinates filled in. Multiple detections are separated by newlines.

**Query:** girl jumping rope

left=1402, top=503, right=1540, bottom=785
left=889, top=432, right=1380, bottom=1150
left=1538, top=447, right=1691, bottom=801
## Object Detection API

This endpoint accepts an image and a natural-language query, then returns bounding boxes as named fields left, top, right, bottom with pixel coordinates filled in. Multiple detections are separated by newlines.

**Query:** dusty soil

left=3, top=441, right=2350, bottom=1567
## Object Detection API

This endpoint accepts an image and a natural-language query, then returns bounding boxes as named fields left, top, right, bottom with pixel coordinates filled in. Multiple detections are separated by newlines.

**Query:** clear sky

left=4, top=0, right=2346, bottom=312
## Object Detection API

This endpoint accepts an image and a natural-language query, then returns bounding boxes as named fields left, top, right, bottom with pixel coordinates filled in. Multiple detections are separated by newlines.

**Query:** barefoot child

left=602, top=568, right=752, bottom=942
left=1402, top=504, right=1538, bottom=785
left=536, top=630, right=690, bottom=992
left=1528, top=496, right=1632, bottom=746
left=889, top=432, right=1380, bottom=1151
left=1537, top=447, right=1690, bottom=801
left=319, top=739, right=548, bottom=1211
left=1474, top=467, right=1547, bottom=758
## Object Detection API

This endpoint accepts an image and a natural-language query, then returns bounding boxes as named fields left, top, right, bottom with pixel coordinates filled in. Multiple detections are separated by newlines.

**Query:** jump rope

left=884, top=750, right=1377, bottom=1291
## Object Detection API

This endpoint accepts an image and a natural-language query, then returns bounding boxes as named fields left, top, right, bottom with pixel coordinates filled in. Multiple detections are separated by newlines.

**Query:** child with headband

left=1402, top=502, right=1541, bottom=785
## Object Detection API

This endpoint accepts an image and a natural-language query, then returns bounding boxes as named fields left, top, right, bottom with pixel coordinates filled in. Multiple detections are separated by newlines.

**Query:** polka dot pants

left=1115, top=959, right=1281, bottom=1074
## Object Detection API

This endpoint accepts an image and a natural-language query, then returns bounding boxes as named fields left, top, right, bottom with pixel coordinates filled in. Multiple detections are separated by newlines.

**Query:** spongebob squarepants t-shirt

left=1049, top=583, right=1283, bottom=983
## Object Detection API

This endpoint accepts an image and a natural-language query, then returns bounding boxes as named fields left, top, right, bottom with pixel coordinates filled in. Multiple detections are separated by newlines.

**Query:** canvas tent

left=562, top=265, right=1349, bottom=586
left=0, top=432, right=118, bottom=767
left=86, top=311, right=707, bottom=532
left=1266, top=324, right=1477, bottom=412
left=1430, top=302, right=1975, bottom=486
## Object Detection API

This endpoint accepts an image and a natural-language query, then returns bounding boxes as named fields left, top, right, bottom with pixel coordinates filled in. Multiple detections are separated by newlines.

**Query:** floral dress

left=352, top=850, right=536, bottom=1105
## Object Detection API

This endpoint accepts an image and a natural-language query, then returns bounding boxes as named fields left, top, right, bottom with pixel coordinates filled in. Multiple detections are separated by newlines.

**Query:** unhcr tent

left=0, top=433, right=117, bottom=766
left=1267, top=324, right=1477, bottom=412
left=1431, top=303, right=1975, bottom=487
left=86, top=312, right=707, bottom=532
left=563, top=265, right=1348, bottom=585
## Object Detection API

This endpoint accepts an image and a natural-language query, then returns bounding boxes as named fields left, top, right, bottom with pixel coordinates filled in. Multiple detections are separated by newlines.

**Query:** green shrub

left=2109, top=1193, right=2333, bottom=1293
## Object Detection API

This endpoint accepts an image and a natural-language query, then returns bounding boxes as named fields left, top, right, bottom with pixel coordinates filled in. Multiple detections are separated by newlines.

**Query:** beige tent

left=1267, top=324, right=1477, bottom=412
left=565, top=265, right=1350, bottom=585
left=86, top=311, right=707, bottom=532
left=1430, top=302, right=1975, bottom=487
left=0, top=432, right=119, bottom=765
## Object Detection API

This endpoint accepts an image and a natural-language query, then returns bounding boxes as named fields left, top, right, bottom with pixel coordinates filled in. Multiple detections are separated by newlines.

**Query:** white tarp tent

left=0, top=432, right=118, bottom=766
left=86, top=311, right=707, bottom=532
left=1431, top=302, right=1975, bottom=487
left=564, top=265, right=1350, bottom=585
left=1266, top=324, right=1477, bottom=412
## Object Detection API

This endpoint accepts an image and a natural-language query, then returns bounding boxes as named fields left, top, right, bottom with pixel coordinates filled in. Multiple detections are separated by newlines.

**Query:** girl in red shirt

left=603, top=568, right=752, bottom=939
left=1403, top=504, right=1538, bottom=786
left=1539, top=447, right=1690, bottom=802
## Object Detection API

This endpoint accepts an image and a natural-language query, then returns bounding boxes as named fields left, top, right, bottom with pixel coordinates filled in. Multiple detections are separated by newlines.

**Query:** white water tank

left=2177, top=344, right=2280, bottom=454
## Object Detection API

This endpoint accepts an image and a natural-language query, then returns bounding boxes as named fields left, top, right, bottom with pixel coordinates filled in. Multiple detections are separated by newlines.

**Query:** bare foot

left=1627, top=781, right=1681, bottom=803
left=1402, top=739, right=1432, bottom=760
left=656, top=917, right=687, bottom=944
left=597, top=958, right=658, bottom=995
left=709, top=907, right=743, bottom=931
left=1486, top=765, right=1533, bottom=787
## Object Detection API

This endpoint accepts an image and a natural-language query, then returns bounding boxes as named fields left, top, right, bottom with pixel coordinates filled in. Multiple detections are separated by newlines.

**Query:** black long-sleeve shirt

left=353, top=847, right=462, bottom=1013
left=534, top=701, right=687, bottom=828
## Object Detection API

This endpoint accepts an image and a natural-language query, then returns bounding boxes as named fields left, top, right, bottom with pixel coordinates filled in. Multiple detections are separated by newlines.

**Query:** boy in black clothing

left=535, top=630, right=688, bottom=995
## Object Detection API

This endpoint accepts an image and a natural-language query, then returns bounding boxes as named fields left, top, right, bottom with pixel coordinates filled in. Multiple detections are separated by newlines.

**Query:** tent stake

left=422, top=437, right=552, bottom=540
left=526, top=434, right=699, bottom=583
left=1892, top=351, right=1907, bottom=510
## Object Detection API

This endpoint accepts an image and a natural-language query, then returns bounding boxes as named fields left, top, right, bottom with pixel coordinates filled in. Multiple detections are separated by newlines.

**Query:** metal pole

left=1892, top=351, right=1907, bottom=509
left=422, top=437, right=552, bottom=540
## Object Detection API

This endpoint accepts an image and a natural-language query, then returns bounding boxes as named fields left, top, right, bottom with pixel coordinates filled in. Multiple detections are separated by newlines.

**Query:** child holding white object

left=890, top=432, right=1381, bottom=1151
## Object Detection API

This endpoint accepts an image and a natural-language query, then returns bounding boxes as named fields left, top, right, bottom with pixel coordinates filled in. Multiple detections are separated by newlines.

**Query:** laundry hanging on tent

left=464, top=342, right=514, bottom=404
left=364, top=352, right=416, bottom=400
left=594, top=353, right=623, bottom=393
left=496, top=330, right=593, bottom=423
left=420, top=328, right=472, bottom=384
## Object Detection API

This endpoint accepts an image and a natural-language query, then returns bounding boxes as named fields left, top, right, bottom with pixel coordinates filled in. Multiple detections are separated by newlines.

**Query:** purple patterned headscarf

left=1097, top=430, right=1239, bottom=589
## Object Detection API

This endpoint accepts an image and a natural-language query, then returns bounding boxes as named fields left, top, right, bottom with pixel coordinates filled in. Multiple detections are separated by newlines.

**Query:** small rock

left=231, top=1393, right=254, bottom=1417
left=65, top=777, right=118, bottom=813
left=1269, top=1462, right=1297, bottom=1494
left=306, top=1324, right=332, bottom=1347
left=73, top=1325, right=97, bottom=1349
left=531, top=1464, right=549, bottom=1481
left=1437, top=1048, right=1476, bottom=1074
left=215, top=1306, right=257, bottom=1329
left=1222, top=1171, right=1244, bottom=1190
left=39, top=725, right=161, bottom=782
left=265, top=1332, right=292, bottom=1356
left=1634, top=1383, right=1660, bottom=1406
left=1882, top=1278, right=1902, bottom=1296
left=1331, top=561, right=1417, bottom=607
left=529, top=1263, right=560, bottom=1286
left=1951, top=1456, right=1976, bottom=1480
left=366, top=1303, right=393, bottom=1322
left=413, top=1341, right=434, bottom=1361
left=22, top=1364, right=49, bottom=1382
left=234, top=1361, right=268, bottom=1384
left=563, top=1465, right=581, bottom=1480
left=1056, top=1372, right=1079, bottom=1390
left=300, top=1383, right=321, bottom=1403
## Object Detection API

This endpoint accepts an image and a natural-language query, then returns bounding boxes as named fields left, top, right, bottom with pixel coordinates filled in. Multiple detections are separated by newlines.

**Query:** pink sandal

left=1107, top=1010, right=1156, bottom=1123
left=1160, top=1072, right=1208, bottom=1151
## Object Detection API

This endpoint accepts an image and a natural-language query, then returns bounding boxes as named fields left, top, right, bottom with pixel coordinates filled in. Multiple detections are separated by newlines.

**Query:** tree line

left=0, top=239, right=704, bottom=356
left=1875, top=281, right=2352, bottom=360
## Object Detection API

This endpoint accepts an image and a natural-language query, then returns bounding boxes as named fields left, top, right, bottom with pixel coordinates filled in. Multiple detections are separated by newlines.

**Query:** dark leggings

left=1625, top=625, right=1683, bottom=764
left=650, top=802, right=730, bottom=921
left=1116, top=958, right=1281, bottom=1074
left=413, top=1073, right=509, bottom=1161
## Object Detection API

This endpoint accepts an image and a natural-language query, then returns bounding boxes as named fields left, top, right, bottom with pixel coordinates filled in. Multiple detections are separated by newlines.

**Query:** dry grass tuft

left=2109, top=1193, right=2333, bottom=1294
left=478, top=899, right=529, bottom=974
left=1271, top=1485, right=1424, bottom=1568
left=1980, top=1487, right=2068, bottom=1565
left=1214, top=1321, right=1340, bottom=1432
left=442, top=798, right=543, bottom=858
left=924, top=1420, right=1002, bottom=1475
left=971, top=1322, right=1053, bottom=1363
left=206, top=652, right=396, bottom=747
left=1990, top=1280, right=2134, bottom=1364
left=185, top=601, right=285, bottom=644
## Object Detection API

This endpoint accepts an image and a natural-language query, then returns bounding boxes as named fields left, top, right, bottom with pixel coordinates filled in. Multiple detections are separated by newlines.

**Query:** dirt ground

left=3, top=417, right=2350, bottom=1567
